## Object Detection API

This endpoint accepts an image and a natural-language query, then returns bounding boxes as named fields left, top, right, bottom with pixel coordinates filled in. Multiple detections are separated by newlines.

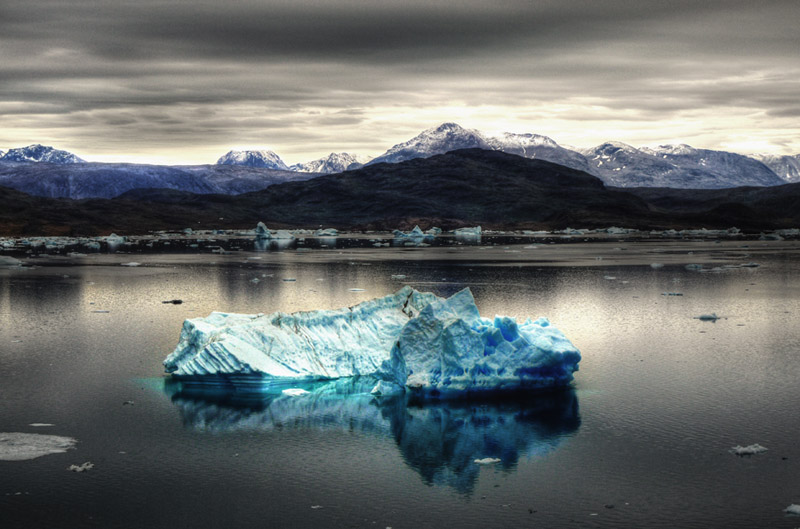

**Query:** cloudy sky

left=1, top=0, right=798, bottom=164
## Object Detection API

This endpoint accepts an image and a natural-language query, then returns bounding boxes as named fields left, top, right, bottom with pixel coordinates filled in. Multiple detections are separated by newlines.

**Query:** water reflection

left=253, top=238, right=295, bottom=251
left=164, top=378, right=580, bottom=493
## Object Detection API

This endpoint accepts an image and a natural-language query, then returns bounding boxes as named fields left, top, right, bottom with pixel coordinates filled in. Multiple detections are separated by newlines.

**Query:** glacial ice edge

left=163, top=286, right=581, bottom=397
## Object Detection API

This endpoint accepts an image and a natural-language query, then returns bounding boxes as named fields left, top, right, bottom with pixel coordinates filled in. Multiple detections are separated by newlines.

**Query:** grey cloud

left=1, top=0, right=799, bottom=159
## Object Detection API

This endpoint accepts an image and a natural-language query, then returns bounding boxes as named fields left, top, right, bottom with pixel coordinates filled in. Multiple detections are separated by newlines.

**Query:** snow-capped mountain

left=580, top=142, right=785, bottom=188
left=0, top=144, right=85, bottom=164
left=366, top=122, right=491, bottom=166
left=290, top=152, right=369, bottom=173
left=486, top=132, right=592, bottom=173
left=216, top=149, right=288, bottom=170
left=751, top=154, right=800, bottom=183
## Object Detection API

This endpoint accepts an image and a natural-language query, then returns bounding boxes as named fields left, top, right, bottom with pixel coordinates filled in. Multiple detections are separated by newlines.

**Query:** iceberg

left=254, top=222, right=294, bottom=240
left=163, top=286, right=581, bottom=397
left=393, top=225, right=434, bottom=239
left=453, top=226, right=482, bottom=237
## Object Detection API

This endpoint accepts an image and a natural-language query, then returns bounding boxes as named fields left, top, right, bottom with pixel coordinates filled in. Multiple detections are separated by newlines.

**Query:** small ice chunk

left=250, top=278, right=260, bottom=283
left=603, top=276, right=616, bottom=280
left=282, top=388, right=310, bottom=397
left=162, top=299, right=183, bottom=304
left=784, top=504, right=800, bottom=515
left=731, top=444, right=768, bottom=455
left=694, top=313, right=720, bottom=321
left=0, top=256, right=22, bottom=268
left=685, top=264, right=704, bottom=270
left=474, top=458, right=501, bottom=465
left=310, top=505, right=323, bottom=509
left=0, top=433, right=76, bottom=461
left=28, top=423, right=54, bottom=427
left=391, top=274, right=406, bottom=280
left=67, top=462, right=94, bottom=472
left=661, top=292, right=683, bottom=296
left=650, top=263, right=664, bottom=269
left=120, top=262, right=141, bottom=267
left=348, top=288, right=365, bottom=292
left=283, top=278, right=297, bottom=282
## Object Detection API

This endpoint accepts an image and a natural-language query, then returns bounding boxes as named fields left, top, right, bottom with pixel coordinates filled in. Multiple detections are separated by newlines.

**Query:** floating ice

left=254, top=222, right=294, bottom=240
left=393, top=225, right=433, bottom=239
left=731, top=444, right=768, bottom=455
left=0, top=256, right=22, bottom=268
left=453, top=226, right=482, bottom=237
left=0, top=432, right=77, bottom=461
left=474, top=457, right=501, bottom=465
left=314, top=228, right=338, bottom=237
left=29, top=423, right=54, bottom=427
left=121, top=262, right=141, bottom=267
left=67, top=462, right=94, bottom=472
left=784, top=504, right=800, bottom=515
left=163, top=287, right=581, bottom=397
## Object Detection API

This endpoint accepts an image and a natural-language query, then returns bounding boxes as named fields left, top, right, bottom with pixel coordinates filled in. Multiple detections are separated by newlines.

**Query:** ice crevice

left=163, top=286, right=581, bottom=397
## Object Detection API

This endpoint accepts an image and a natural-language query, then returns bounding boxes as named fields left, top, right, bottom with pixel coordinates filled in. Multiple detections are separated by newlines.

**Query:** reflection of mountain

left=165, top=378, right=580, bottom=493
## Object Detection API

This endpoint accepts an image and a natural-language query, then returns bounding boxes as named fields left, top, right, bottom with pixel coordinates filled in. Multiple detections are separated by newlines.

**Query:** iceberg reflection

left=163, top=378, right=580, bottom=493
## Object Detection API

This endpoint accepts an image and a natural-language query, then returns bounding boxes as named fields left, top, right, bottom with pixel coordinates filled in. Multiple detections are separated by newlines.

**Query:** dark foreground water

left=1, top=240, right=799, bottom=528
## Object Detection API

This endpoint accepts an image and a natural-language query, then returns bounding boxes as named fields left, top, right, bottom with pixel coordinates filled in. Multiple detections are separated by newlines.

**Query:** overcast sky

left=1, top=0, right=798, bottom=164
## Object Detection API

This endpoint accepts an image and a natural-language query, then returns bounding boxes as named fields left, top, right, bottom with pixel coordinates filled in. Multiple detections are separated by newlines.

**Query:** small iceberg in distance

left=163, top=286, right=581, bottom=397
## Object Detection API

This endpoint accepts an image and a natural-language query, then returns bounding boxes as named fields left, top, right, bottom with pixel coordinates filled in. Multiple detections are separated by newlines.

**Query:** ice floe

left=0, top=432, right=77, bottom=461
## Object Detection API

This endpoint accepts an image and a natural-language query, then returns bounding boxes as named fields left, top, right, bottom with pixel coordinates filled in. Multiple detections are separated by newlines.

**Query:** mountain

left=0, top=144, right=85, bottom=164
left=360, top=123, right=788, bottom=189
left=751, top=154, right=800, bottom=183
left=216, top=149, right=288, bottom=170
left=581, top=142, right=785, bottom=188
left=0, top=163, right=318, bottom=199
left=3, top=149, right=800, bottom=236
left=366, top=123, right=491, bottom=166
left=485, top=132, right=592, bottom=173
left=290, top=152, right=368, bottom=173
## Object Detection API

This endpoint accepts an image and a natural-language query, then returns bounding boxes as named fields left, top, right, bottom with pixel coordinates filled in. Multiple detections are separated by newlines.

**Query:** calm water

left=1, top=240, right=799, bottom=528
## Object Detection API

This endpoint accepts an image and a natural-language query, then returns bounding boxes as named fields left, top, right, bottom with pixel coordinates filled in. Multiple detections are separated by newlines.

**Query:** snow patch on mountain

left=290, top=152, right=369, bottom=173
left=751, top=153, right=800, bottom=183
left=216, top=149, right=288, bottom=170
left=366, top=123, right=490, bottom=166
left=581, top=142, right=784, bottom=188
left=487, top=132, right=592, bottom=173
left=0, top=144, right=84, bottom=164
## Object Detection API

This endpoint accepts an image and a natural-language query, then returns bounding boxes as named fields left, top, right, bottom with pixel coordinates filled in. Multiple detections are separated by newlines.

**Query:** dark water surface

left=1, top=240, right=799, bottom=528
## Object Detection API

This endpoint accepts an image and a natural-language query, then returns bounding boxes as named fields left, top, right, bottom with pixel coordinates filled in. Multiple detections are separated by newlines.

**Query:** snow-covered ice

left=282, top=388, right=310, bottom=397
left=0, top=432, right=77, bottom=461
left=163, top=286, right=581, bottom=397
